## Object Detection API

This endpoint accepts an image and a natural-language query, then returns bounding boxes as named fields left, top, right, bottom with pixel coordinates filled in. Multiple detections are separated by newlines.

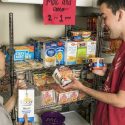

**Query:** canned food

left=89, top=57, right=105, bottom=70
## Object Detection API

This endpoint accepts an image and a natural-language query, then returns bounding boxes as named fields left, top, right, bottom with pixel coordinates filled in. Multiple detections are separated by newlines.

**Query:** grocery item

left=41, top=89, right=56, bottom=106
left=18, top=89, right=34, bottom=123
left=89, top=57, right=105, bottom=70
left=72, top=69, right=81, bottom=80
left=69, top=90, right=79, bottom=102
left=16, top=71, right=25, bottom=80
left=11, top=45, right=34, bottom=61
left=14, top=61, right=31, bottom=71
left=33, top=73, right=47, bottom=87
left=65, top=41, right=77, bottom=65
left=82, top=31, right=91, bottom=38
left=56, top=41, right=65, bottom=65
left=86, top=40, right=96, bottom=58
left=52, top=66, right=73, bottom=87
left=31, top=37, right=52, bottom=61
left=42, top=41, right=57, bottom=67
left=71, top=31, right=82, bottom=42
left=76, top=42, right=87, bottom=64
left=41, top=111, right=65, bottom=125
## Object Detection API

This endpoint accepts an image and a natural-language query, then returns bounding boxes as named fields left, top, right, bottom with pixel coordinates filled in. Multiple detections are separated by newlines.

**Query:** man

left=63, top=0, right=125, bottom=125
left=0, top=51, right=32, bottom=125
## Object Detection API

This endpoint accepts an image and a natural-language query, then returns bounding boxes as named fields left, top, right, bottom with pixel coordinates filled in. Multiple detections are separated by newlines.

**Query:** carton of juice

left=18, top=89, right=34, bottom=123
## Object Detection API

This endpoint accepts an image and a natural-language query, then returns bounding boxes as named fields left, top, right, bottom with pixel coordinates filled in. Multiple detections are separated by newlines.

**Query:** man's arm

left=80, top=85, right=125, bottom=108
left=63, top=79, right=125, bottom=108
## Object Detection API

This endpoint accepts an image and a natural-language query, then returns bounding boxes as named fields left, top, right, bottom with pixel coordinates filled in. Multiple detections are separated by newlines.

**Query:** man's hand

left=62, top=78, right=85, bottom=91
left=18, top=114, right=32, bottom=125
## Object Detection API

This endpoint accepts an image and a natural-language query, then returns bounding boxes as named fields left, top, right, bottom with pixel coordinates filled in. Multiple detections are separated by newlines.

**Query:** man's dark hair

left=97, top=0, right=125, bottom=14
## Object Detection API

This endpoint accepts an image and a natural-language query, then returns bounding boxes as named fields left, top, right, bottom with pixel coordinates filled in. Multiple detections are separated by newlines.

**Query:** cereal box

left=18, top=89, right=34, bottom=123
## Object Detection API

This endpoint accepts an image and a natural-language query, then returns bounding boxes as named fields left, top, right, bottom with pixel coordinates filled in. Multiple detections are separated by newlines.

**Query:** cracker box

left=69, top=90, right=79, bottom=102
left=52, top=68, right=72, bottom=87
left=42, top=41, right=57, bottom=67
left=65, top=41, right=77, bottom=65
left=30, top=37, right=52, bottom=61
left=58, top=90, right=79, bottom=104
left=76, top=42, right=87, bottom=64
left=86, top=40, right=96, bottom=58
left=18, top=89, right=34, bottom=123
left=41, top=89, right=56, bottom=106
left=14, top=46, right=34, bottom=61
left=58, top=91, right=70, bottom=104
left=56, top=41, right=65, bottom=65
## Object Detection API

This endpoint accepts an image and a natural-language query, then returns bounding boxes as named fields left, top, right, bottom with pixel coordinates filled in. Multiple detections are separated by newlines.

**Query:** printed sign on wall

left=43, top=0, right=76, bottom=25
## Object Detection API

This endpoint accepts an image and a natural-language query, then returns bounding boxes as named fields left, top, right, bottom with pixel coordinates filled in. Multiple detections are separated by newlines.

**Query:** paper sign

left=43, top=0, right=76, bottom=25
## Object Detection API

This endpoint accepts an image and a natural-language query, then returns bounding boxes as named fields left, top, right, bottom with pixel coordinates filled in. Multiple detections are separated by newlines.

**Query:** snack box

left=50, top=83, right=79, bottom=104
left=18, top=89, right=34, bottom=123
left=58, top=90, right=79, bottom=104
left=30, top=37, right=52, bottom=61
left=14, top=46, right=34, bottom=61
left=76, top=42, right=87, bottom=64
left=86, top=40, right=96, bottom=58
left=42, top=41, right=57, bottom=67
left=52, top=67, right=72, bottom=87
left=41, top=89, right=56, bottom=106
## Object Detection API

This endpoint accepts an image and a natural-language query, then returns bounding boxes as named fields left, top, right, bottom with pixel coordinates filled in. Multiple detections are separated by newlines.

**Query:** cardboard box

left=65, top=41, right=77, bottom=65
left=14, top=46, right=34, bottom=61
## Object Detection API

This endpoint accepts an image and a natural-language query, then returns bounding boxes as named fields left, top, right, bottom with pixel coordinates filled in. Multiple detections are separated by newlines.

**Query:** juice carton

left=18, top=89, right=34, bottom=123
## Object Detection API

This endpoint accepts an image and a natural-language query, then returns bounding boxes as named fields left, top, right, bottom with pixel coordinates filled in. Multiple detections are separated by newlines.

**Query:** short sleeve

left=119, top=67, right=125, bottom=91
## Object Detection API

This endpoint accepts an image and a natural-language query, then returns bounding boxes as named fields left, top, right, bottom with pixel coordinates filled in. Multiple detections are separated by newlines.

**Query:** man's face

left=100, top=3, right=122, bottom=39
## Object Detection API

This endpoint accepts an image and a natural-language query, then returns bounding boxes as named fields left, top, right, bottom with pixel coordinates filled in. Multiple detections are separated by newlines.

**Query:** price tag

left=43, top=0, right=76, bottom=25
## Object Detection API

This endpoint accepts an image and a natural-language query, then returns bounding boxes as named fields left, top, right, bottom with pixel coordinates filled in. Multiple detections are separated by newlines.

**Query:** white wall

left=0, top=3, right=99, bottom=45
left=0, top=3, right=65, bottom=44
